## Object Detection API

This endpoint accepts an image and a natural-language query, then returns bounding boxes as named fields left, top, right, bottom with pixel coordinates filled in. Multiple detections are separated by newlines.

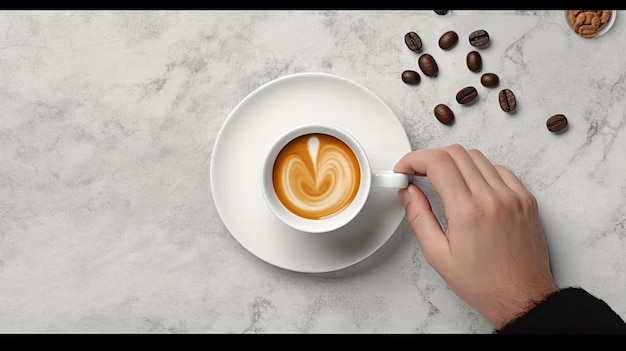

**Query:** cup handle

left=371, top=170, right=410, bottom=189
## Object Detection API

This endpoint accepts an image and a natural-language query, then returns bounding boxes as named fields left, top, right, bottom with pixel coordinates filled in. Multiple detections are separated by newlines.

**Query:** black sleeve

left=497, top=287, right=626, bottom=334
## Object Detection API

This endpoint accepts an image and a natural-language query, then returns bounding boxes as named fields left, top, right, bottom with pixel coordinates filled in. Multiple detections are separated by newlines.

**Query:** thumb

left=399, top=184, right=450, bottom=268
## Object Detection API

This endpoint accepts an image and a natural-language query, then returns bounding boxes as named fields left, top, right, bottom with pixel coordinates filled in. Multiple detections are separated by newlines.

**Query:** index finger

left=393, top=149, right=472, bottom=204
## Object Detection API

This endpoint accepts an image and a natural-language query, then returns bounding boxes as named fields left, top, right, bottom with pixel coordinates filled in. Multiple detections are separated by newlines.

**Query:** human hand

left=394, top=144, right=558, bottom=329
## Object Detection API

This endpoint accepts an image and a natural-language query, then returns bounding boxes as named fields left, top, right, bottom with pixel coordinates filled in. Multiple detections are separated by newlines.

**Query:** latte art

left=273, top=133, right=361, bottom=220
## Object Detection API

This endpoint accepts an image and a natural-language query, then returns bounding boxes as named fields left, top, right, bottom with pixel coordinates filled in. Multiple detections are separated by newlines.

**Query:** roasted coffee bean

left=546, top=114, right=568, bottom=133
left=498, top=89, right=516, bottom=112
left=401, top=70, right=421, bottom=85
left=404, top=31, right=423, bottom=52
left=418, top=54, right=438, bottom=77
left=434, top=10, right=448, bottom=15
left=434, top=104, right=454, bottom=125
left=438, top=30, right=458, bottom=50
left=480, top=73, right=499, bottom=87
left=466, top=51, right=482, bottom=72
left=456, top=86, right=478, bottom=105
left=469, top=29, right=490, bottom=48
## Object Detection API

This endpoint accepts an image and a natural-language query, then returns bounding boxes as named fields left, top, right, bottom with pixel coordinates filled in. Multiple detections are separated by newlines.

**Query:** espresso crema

left=272, top=133, right=361, bottom=220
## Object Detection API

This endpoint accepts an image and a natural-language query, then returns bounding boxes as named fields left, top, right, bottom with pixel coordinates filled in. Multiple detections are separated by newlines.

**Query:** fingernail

left=398, top=189, right=410, bottom=206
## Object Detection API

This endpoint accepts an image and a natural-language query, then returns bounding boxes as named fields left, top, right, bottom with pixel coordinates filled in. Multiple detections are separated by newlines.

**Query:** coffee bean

left=469, top=29, right=490, bottom=48
left=498, top=89, right=516, bottom=112
left=466, top=51, right=482, bottom=72
left=480, top=73, right=499, bottom=88
left=438, top=30, right=458, bottom=50
left=434, top=10, right=448, bottom=15
left=434, top=104, right=454, bottom=125
left=404, top=31, right=423, bottom=52
left=401, top=70, right=421, bottom=85
left=456, top=86, right=478, bottom=105
left=546, top=114, right=568, bottom=133
left=418, top=53, right=438, bottom=77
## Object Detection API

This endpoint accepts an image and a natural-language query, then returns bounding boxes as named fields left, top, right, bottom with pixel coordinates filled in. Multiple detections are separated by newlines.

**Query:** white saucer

left=210, top=72, right=412, bottom=273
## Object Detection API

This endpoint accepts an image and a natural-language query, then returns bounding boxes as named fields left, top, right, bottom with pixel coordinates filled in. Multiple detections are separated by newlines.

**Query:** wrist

left=489, top=282, right=559, bottom=329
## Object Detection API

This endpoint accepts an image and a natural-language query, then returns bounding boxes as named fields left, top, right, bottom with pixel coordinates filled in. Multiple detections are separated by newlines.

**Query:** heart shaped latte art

left=273, top=134, right=361, bottom=220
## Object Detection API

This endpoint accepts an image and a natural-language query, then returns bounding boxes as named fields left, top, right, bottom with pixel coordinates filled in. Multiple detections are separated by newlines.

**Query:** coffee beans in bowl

left=566, top=10, right=616, bottom=39
left=547, top=114, right=568, bottom=133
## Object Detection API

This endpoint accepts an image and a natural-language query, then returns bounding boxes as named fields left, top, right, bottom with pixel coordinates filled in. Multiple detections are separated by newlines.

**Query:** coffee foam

left=273, top=133, right=361, bottom=220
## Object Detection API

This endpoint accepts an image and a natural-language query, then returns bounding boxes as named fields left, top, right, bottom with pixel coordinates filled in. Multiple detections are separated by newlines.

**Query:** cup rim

left=261, top=123, right=372, bottom=234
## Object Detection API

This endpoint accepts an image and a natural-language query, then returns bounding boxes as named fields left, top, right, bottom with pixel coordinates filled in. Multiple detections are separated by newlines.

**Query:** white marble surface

left=1, top=9, right=625, bottom=333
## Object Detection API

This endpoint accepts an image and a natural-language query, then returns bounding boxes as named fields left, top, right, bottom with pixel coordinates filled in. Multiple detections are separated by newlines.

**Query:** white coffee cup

left=261, top=123, right=410, bottom=233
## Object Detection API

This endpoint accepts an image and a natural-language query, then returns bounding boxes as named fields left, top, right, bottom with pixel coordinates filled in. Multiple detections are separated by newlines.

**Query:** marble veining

left=1, top=10, right=626, bottom=333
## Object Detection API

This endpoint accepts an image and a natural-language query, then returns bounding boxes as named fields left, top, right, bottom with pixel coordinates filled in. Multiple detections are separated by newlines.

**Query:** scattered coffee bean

left=401, top=70, right=421, bottom=85
left=480, top=73, right=500, bottom=88
left=434, top=10, right=448, bottom=15
left=466, top=51, right=482, bottom=72
left=469, top=29, right=490, bottom=48
left=434, top=104, right=454, bottom=125
left=546, top=114, right=568, bottom=133
left=418, top=53, right=438, bottom=77
left=498, top=89, right=516, bottom=112
left=404, top=31, right=423, bottom=52
left=438, top=30, right=458, bottom=50
left=456, top=86, right=478, bottom=105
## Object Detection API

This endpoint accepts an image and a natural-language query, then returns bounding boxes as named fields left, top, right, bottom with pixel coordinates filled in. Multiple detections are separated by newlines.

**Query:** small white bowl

left=565, top=10, right=617, bottom=39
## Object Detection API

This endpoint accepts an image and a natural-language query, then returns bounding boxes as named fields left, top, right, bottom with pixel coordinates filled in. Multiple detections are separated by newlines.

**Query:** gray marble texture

left=1, top=9, right=625, bottom=333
